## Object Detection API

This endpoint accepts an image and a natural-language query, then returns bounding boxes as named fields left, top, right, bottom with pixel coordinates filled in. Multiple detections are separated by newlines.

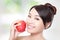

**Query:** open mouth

left=27, top=25, right=35, bottom=29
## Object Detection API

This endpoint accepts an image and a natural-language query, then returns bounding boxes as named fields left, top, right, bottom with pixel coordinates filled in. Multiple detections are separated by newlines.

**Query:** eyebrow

left=35, top=15, right=40, bottom=17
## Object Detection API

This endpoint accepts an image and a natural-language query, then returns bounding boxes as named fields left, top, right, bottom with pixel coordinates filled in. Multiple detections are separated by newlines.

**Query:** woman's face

left=26, top=8, right=45, bottom=34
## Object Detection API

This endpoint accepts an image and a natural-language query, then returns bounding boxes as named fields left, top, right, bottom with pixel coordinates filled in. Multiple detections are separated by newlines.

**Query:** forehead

left=29, top=8, right=39, bottom=16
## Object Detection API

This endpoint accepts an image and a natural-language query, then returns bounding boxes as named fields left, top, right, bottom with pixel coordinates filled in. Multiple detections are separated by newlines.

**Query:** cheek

left=26, top=18, right=30, bottom=26
left=35, top=20, right=44, bottom=26
left=35, top=21, right=44, bottom=32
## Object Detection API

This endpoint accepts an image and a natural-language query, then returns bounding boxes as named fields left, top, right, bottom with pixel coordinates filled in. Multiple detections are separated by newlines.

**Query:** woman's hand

left=9, top=20, right=26, bottom=40
left=9, top=20, right=21, bottom=40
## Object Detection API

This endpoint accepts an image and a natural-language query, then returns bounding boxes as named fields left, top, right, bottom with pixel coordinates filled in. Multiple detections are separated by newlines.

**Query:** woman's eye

left=28, top=15, right=31, bottom=18
left=35, top=18, right=40, bottom=20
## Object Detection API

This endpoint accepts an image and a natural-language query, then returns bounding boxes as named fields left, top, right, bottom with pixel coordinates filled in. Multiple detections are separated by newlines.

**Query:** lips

left=27, top=25, right=35, bottom=29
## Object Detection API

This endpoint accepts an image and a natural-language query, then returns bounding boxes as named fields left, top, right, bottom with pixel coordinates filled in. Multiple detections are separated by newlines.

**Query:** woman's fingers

left=9, top=20, right=20, bottom=40
left=9, top=20, right=26, bottom=40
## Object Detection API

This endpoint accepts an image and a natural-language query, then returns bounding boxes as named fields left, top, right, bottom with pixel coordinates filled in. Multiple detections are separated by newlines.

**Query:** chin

left=27, top=29, right=39, bottom=34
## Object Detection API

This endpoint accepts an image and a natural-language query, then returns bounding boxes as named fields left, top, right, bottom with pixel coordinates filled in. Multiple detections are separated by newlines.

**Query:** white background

left=0, top=0, right=60, bottom=40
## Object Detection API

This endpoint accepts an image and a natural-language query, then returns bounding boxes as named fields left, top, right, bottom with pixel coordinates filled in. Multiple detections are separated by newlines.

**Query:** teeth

left=28, top=26, right=35, bottom=29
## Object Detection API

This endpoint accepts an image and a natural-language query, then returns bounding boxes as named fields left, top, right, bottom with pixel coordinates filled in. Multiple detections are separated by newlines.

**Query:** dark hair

left=29, top=3, right=57, bottom=28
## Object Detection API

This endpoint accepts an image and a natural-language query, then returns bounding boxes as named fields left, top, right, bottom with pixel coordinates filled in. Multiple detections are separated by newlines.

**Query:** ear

left=45, top=22, right=51, bottom=29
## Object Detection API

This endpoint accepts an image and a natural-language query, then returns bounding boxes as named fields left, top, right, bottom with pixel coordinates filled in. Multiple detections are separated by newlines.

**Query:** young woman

left=9, top=3, right=57, bottom=40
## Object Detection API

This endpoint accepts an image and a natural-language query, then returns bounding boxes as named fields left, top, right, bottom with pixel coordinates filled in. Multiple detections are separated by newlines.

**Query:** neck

left=30, top=32, right=45, bottom=40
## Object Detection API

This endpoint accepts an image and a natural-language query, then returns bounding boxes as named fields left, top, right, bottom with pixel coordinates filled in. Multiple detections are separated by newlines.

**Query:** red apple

left=14, top=20, right=26, bottom=32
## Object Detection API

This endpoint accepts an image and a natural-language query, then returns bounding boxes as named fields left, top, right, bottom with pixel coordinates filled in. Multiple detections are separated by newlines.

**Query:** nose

left=29, top=18, right=34, bottom=24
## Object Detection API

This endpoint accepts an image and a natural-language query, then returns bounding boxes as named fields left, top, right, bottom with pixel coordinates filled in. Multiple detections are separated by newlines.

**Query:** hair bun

left=45, top=3, right=57, bottom=15
left=45, top=3, right=52, bottom=7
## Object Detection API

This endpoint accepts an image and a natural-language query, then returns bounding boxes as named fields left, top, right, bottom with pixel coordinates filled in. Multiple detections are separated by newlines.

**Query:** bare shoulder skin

left=16, top=36, right=30, bottom=40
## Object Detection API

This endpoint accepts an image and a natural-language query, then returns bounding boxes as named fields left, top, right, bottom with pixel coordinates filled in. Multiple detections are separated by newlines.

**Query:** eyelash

left=28, top=15, right=31, bottom=18
left=35, top=18, right=39, bottom=20
left=28, top=15, right=40, bottom=20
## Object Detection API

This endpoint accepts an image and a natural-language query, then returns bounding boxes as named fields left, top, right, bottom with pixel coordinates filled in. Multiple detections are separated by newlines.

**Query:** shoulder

left=16, top=36, right=29, bottom=40
left=15, top=36, right=22, bottom=40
